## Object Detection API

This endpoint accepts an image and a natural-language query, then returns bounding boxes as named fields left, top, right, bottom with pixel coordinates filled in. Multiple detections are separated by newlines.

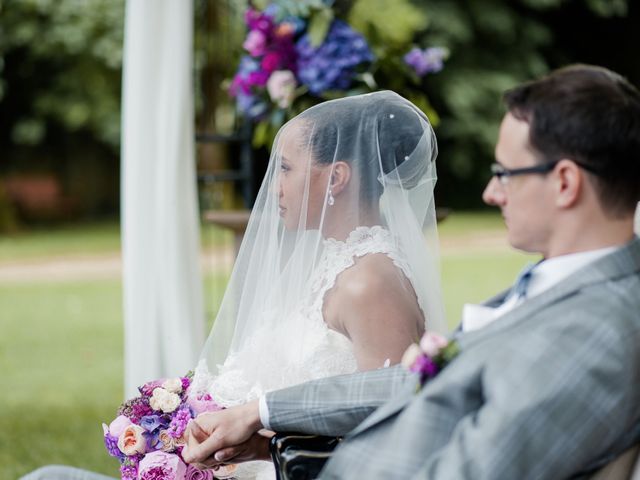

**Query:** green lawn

left=0, top=221, right=231, bottom=262
left=0, top=212, right=534, bottom=478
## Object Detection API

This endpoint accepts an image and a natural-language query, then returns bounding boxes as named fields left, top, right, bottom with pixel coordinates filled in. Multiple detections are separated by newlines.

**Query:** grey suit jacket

left=266, top=237, right=640, bottom=479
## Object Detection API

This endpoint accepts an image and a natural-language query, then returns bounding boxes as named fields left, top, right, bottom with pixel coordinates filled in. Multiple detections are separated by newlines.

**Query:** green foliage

left=348, top=0, right=429, bottom=47
left=0, top=0, right=124, bottom=148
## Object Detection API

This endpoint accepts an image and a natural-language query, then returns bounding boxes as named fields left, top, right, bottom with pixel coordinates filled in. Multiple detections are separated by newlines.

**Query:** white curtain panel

left=635, top=202, right=640, bottom=235
left=121, top=0, right=205, bottom=397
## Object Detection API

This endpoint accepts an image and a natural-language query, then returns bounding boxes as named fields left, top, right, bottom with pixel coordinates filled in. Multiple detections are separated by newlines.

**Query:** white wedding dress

left=191, top=225, right=420, bottom=479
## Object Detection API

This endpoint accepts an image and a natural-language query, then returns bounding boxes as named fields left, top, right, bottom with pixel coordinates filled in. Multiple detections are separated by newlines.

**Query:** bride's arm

left=324, top=254, right=425, bottom=371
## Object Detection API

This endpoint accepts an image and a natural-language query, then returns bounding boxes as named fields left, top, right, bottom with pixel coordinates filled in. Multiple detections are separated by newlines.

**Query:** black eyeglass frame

left=490, top=159, right=603, bottom=185
left=490, top=161, right=559, bottom=183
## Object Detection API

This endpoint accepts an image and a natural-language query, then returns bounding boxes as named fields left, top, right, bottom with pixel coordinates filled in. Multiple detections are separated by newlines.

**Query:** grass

left=0, top=211, right=534, bottom=478
left=0, top=280, right=124, bottom=478
left=0, top=221, right=231, bottom=263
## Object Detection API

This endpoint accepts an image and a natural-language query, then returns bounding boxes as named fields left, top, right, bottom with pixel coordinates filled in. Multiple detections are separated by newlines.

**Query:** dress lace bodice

left=192, top=226, right=415, bottom=406
left=190, top=226, right=415, bottom=479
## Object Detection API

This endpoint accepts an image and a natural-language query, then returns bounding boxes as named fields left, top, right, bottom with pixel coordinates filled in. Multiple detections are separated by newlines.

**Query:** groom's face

left=483, top=113, right=555, bottom=254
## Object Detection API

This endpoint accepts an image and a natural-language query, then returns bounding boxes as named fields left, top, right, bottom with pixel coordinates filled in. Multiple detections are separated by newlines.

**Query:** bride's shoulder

left=325, top=253, right=412, bottom=317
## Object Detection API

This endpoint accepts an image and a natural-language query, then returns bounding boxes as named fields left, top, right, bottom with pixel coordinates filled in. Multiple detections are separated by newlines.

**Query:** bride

left=189, top=91, right=446, bottom=478
left=20, top=91, right=445, bottom=480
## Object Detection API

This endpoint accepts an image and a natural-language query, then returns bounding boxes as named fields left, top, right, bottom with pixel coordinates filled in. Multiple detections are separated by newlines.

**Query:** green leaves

left=348, top=0, right=429, bottom=47
left=307, top=7, right=334, bottom=46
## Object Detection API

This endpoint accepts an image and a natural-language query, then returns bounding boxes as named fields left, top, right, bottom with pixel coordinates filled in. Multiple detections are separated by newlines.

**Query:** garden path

left=0, top=231, right=509, bottom=283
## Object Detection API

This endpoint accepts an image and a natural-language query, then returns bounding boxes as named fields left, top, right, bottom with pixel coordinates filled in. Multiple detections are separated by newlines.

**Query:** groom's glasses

left=490, top=161, right=559, bottom=186
left=491, top=159, right=602, bottom=185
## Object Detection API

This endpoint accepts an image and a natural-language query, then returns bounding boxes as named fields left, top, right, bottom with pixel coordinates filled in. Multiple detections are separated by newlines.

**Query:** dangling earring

left=328, top=189, right=335, bottom=206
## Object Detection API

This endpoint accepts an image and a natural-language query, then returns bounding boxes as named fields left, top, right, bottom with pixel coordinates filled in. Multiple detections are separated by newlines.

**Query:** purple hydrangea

left=295, top=20, right=373, bottom=95
left=404, top=47, right=447, bottom=77
left=236, top=92, right=268, bottom=119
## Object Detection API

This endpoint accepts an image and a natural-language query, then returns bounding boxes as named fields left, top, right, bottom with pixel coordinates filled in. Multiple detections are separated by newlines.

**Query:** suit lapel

left=347, top=237, right=640, bottom=438
left=459, top=237, right=640, bottom=350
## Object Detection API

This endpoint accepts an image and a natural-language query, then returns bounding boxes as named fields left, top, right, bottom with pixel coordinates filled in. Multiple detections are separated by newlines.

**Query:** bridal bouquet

left=103, top=373, right=234, bottom=480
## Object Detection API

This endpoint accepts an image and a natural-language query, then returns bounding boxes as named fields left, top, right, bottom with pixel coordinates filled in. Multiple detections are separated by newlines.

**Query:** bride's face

left=276, top=121, right=331, bottom=230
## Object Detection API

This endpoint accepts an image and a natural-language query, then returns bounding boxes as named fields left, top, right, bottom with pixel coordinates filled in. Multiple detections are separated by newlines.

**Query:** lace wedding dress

left=190, top=225, right=420, bottom=479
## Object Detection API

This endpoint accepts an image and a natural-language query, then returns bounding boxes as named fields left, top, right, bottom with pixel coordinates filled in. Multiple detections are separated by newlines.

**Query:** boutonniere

left=401, top=332, right=459, bottom=384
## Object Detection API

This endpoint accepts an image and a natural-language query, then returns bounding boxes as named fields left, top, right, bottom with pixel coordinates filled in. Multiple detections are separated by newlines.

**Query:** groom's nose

left=482, top=176, right=506, bottom=207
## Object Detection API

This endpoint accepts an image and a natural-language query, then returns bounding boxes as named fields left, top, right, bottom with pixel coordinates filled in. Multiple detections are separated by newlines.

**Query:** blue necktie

left=508, top=262, right=537, bottom=300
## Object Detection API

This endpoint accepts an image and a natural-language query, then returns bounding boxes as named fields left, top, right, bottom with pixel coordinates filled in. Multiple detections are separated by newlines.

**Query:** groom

left=183, top=64, right=640, bottom=479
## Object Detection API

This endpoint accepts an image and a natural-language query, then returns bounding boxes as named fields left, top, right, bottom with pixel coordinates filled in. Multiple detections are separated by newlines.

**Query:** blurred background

left=1, top=0, right=638, bottom=477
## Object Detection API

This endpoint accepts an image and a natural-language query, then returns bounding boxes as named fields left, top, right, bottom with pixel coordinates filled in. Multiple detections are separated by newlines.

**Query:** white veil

left=197, top=91, right=446, bottom=402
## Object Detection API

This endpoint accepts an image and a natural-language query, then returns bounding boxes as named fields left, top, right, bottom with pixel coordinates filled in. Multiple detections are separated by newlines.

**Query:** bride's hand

left=182, top=399, right=263, bottom=465
left=192, top=431, right=274, bottom=469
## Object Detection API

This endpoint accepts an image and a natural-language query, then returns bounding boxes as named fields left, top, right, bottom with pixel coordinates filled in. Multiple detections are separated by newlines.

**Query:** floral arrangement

left=401, top=332, right=459, bottom=384
left=103, top=373, right=235, bottom=480
left=229, top=0, right=448, bottom=148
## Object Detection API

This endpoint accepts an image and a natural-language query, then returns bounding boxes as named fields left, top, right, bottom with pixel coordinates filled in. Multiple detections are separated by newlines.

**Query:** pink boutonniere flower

left=401, top=332, right=459, bottom=383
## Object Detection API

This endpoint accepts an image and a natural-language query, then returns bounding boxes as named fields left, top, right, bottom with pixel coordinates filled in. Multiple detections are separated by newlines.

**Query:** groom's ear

left=329, top=161, right=351, bottom=197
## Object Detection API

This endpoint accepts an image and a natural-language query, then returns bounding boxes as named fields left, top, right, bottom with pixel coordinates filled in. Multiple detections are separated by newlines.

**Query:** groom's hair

left=504, top=64, right=640, bottom=216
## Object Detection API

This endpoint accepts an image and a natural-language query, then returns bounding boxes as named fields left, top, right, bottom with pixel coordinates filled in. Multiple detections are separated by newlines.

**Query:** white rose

left=149, top=387, right=181, bottom=413
left=162, top=378, right=183, bottom=394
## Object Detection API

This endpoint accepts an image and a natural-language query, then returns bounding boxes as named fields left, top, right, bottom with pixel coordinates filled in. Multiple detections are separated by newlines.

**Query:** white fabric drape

left=635, top=202, right=640, bottom=234
left=121, top=0, right=204, bottom=397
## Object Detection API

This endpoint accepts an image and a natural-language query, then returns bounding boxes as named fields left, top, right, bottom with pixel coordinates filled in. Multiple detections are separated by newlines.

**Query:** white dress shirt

left=261, top=245, right=620, bottom=428
left=461, top=246, right=618, bottom=332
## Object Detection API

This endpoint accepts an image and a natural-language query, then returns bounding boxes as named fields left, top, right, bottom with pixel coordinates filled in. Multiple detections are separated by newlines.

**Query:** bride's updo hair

left=296, top=91, right=436, bottom=203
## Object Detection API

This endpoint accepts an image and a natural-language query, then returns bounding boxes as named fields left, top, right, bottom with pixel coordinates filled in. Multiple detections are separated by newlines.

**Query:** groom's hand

left=182, top=399, right=263, bottom=465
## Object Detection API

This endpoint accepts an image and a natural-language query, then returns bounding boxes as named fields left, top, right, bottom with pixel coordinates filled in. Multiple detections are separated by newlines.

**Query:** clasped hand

left=182, top=399, right=273, bottom=470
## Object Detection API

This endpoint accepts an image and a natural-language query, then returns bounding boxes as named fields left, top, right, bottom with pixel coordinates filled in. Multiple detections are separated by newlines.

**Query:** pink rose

left=419, top=332, right=449, bottom=357
left=186, top=394, right=223, bottom=416
left=106, top=415, right=132, bottom=438
left=117, top=424, right=147, bottom=456
left=267, top=70, right=296, bottom=108
left=138, top=451, right=186, bottom=480
left=185, top=464, right=214, bottom=480
left=243, top=30, right=267, bottom=56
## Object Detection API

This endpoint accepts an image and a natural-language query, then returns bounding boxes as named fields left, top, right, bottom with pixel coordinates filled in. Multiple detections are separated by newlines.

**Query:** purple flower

left=103, top=433, right=124, bottom=459
left=140, top=415, right=168, bottom=433
left=181, top=377, right=191, bottom=392
left=411, top=354, right=439, bottom=378
left=296, top=20, right=374, bottom=95
left=404, top=47, right=447, bottom=77
left=118, top=396, right=153, bottom=423
left=185, top=464, right=215, bottom=480
left=138, top=451, right=186, bottom=480
left=120, top=456, right=141, bottom=480
left=139, top=380, right=163, bottom=397
left=168, top=407, right=192, bottom=439
left=120, top=464, right=138, bottom=480
left=245, top=8, right=274, bottom=34
left=248, top=70, right=270, bottom=87
left=236, top=92, right=268, bottom=119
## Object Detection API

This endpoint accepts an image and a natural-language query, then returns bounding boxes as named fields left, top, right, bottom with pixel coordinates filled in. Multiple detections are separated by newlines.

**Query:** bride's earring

left=328, top=189, right=335, bottom=206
